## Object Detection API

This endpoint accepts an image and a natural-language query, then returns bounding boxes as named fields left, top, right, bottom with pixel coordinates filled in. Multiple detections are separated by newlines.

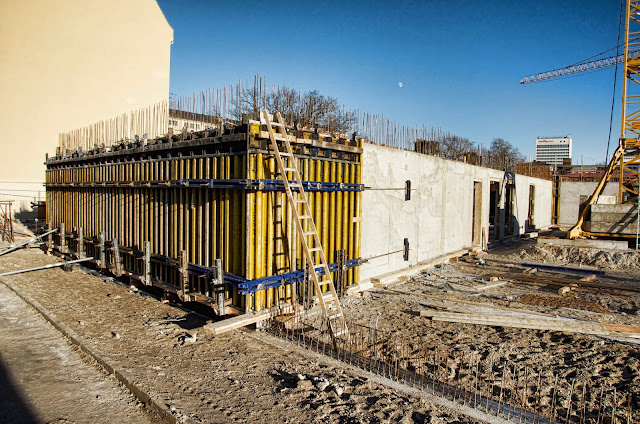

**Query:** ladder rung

left=333, top=330, right=346, bottom=337
left=283, top=167, right=297, bottom=172
left=280, top=152, right=292, bottom=157
left=328, top=313, right=343, bottom=320
left=309, top=247, right=322, bottom=252
left=303, top=231, right=316, bottom=236
left=299, top=214, right=312, bottom=219
left=294, top=198, right=306, bottom=203
left=317, top=279, right=332, bottom=286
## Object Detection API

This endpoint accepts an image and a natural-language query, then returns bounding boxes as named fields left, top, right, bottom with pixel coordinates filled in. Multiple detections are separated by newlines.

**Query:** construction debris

left=419, top=310, right=640, bottom=339
left=519, top=293, right=608, bottom=314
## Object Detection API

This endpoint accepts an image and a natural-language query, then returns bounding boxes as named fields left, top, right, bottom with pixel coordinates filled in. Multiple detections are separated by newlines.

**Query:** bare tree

left=440, top=134, right=474, bottom=161
left=486, top=138, right=524, bottom=170
left=231, top=85, right=355, bottom=134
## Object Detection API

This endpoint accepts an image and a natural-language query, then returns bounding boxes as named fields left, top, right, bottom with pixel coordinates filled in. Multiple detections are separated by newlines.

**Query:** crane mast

left=563, top=0, right=640, bottom=238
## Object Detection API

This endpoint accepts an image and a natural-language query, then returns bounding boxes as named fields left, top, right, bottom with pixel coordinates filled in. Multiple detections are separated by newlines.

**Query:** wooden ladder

left=261, top=110, right=349, bottom=346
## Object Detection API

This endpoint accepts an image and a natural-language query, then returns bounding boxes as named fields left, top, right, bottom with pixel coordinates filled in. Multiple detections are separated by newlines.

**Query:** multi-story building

left=1, top=0, right=173, bottom=214
left=168, top=109, right=216, bottom=134
left=535, top=135, right=572, bottom=166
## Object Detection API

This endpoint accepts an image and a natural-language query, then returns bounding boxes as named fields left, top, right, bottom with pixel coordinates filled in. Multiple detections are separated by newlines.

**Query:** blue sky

left=157, top=0, right=620, bottom=164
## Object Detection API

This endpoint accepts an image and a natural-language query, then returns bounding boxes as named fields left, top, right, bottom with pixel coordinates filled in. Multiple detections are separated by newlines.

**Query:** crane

left=522, top=0, right=640, bottom=239
left=520, top=54, right=624, bottom=85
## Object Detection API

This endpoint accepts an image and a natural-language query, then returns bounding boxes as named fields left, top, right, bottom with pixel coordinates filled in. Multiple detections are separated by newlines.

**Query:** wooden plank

left=204, top=312, right=270, bottom=335
left=474, top=279, right=509, bottom=292
left=419, top=310, right=640, bottom=338
left=494, top=272, right=640, bottom=293
left=385, top=288, right=554, bottom=317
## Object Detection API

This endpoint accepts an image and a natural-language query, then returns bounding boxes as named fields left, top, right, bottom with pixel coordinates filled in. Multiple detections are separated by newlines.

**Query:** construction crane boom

left=520, top=55, right=624, bottom=84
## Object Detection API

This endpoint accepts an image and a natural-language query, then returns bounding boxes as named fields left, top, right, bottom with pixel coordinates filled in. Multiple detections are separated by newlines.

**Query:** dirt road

left=0, top=282, right=155, bottom=424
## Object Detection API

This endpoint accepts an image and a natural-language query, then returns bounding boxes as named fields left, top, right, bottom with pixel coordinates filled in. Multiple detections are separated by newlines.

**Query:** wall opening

left=472, top=181, right=482, bottom=244
left=505, top=183, right=515, bottom=236
left=527, top=184, right=535, bottom=231
left=489, top=181, right=500, bottom=241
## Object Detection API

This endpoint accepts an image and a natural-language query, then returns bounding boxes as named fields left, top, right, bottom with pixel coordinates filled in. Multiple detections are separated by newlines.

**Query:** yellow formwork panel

left=45, top=130, right=362, bottom=313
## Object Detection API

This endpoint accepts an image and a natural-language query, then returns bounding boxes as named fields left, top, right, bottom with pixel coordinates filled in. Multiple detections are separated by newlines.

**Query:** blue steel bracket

left=176, top=178, right=364, bottom=192
left=143, top=253, right=362, bottom=296
left=235, top=258, right=362, bottom=295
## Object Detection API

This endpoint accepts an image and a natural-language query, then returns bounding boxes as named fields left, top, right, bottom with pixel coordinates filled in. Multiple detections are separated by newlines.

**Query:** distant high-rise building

left=535, top=135, right=572, bottom=166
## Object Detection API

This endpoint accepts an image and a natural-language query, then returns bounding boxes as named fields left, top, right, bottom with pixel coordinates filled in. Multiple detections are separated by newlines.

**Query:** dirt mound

left=515, top=244, right=640, bottom=270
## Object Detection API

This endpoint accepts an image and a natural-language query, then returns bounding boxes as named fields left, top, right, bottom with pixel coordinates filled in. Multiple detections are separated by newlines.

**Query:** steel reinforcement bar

left=267, top=315, right=636, bottom=424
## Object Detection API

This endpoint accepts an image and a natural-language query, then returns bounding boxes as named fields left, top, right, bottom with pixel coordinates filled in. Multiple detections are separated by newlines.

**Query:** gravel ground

left=0, top=231, right=637, bottom=423
left=0, top=245, right=474, bottom=424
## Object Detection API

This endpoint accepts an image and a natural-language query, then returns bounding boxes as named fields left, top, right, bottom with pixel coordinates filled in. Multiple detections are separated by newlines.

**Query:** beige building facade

left=0, top=0, right=173, bottom=214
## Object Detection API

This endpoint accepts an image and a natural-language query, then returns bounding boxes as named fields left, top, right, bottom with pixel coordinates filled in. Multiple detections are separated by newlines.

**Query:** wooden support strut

left=261, top=110, right=350, bottom=346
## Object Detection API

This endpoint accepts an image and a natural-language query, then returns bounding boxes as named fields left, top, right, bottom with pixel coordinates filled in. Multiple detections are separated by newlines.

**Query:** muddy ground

left=0, top=231, right=638, bottom=423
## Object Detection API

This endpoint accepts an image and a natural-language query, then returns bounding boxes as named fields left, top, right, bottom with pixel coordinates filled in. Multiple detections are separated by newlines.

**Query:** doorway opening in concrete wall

left=489, top=181, right=500, bottom=241
left=527, top=184, right=535, bottom=231
left=472, top=181, right=482, bottom=245
left=505, top=183, right=515, bottom=236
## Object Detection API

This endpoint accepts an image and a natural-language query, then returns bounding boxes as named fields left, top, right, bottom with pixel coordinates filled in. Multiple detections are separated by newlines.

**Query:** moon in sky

left=398, top=82, right=403, bottom=88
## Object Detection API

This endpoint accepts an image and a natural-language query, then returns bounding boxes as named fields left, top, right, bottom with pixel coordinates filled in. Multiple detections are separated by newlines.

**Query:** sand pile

left=517, top=244, right=640, bottom=270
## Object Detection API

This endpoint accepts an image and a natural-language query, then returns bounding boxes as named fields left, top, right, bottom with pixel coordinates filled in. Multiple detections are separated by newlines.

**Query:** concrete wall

left=557, top=181, right=618, bottom=226
left=0, top=0, right=173, bottom=214
left=360, top=143, right=552, bottom=281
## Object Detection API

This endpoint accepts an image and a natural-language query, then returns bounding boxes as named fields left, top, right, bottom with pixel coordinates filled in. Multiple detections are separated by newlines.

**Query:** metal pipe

left=0, top=257, right=94, bottom=276
left=0, top=228, right=58, bottom=257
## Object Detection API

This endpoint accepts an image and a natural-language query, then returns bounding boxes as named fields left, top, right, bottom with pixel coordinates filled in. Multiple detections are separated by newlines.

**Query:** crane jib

left=520, top=55, right=624, bottom=84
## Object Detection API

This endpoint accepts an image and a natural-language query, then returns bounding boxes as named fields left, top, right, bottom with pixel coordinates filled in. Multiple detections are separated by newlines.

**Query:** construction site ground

left=0, top=230, right=638, bottom=423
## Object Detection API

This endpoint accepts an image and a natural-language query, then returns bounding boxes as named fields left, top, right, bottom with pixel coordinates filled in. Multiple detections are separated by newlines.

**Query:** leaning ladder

left=261, top=110, right=350, bottom=346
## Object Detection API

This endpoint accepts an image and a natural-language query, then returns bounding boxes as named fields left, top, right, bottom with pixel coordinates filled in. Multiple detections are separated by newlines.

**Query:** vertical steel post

left=77, top=227, right=84, bottom=258
left=59, top=222, right=66, bottom=253
left=99, top=232, right=106, bottom=270
left=143, top=241, right=151, bottom=285
left=179, top=249, right=188, bottom=301
left=214, top=258, right=224, bottom=315
left=112, top=238, right=122, bottom=277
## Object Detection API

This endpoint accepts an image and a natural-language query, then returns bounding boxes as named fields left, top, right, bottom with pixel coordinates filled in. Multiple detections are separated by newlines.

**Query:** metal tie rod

left=0, top=228, right=58, bottom=257
left=0, top=257, right=94, bottom=277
